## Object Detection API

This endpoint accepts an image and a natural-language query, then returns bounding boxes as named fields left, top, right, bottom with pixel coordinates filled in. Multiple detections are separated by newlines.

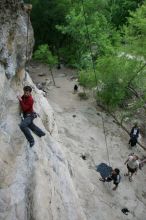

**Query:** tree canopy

left=24, top=0, right=146, bottom=110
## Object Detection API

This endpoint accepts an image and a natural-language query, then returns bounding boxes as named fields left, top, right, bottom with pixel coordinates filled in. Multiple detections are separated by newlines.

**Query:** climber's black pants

left=19, top=116, right=45, bottom=143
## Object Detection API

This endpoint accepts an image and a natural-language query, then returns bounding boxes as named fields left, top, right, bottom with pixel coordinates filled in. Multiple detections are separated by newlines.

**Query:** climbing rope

left=80, top=0, right=111, bottom=165
left=101, top=113, right=111, bottom=166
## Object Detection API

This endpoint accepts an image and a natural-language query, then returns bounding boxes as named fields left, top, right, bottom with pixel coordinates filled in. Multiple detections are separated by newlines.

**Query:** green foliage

left=26, top=0, right=144, bottom=67
left=78, top=92, right=88, bottom=100
left=79, top=69, right=97, bottom=88
left=95, top=56, right=142, bottom=108
left=122, top=3, right=146, bottom=58
left=79, top=53, right=145, bottom=109
left=78, top=3, right=146, bottom=110
left=57, top=1, right=119, bottom=66
left=58, top=45, right=82, bottom=68
left=26, top=0, right=146, bottom=111
left=107, top=0, right=145, bottom=28
left=33, top=44, right=57, bottom=69
left=28, top=0, right=71, bottom=49
left=24, top=0, right=144, bottom=66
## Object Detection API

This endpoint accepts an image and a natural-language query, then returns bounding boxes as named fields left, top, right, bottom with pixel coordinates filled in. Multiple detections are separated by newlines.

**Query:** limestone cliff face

left=0, top=1, right=86, bottom=220
left=0, top=0, right=34, bottom=79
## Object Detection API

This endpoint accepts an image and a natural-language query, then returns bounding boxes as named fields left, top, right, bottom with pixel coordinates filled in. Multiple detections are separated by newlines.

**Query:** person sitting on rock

left=129, top=123, right=140, bottom=147
left=124, top=155, right=139, bottom=181
left=99, top=168, right=121, bottom=190
left=17, top=86, right=45, bottom=147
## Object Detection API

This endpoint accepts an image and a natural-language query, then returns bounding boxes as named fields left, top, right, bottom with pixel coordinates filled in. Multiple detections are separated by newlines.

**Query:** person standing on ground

left=17, top=86, right=45, bottom=147
left=129, top=123, right=140, bottom=147
left=124, top=155, right=139, bottom=181
left=74, top=84, right=78, bottom=93
left=99, top=168, right=121, bottom=190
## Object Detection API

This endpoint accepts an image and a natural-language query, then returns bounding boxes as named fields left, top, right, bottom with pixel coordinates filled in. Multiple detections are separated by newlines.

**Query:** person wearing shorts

left=124, top=155, right=139, bottom=181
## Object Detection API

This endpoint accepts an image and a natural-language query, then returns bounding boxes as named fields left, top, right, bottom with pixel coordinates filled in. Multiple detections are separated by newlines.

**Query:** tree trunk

left=50, top=68, right=56, bottom=86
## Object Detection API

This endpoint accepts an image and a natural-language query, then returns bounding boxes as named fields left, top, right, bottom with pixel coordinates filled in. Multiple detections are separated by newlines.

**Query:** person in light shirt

left=124, top=155, right=139, bottom=181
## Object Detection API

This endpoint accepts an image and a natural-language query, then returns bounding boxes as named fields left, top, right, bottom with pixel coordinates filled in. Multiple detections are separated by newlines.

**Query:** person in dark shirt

left=17, top=86, right=45, bottom=147
left=129, top=123, right=140, bottom=147
left=99, top=168, right=121, bottom=190
left=74, top=84, right=78, bottom=93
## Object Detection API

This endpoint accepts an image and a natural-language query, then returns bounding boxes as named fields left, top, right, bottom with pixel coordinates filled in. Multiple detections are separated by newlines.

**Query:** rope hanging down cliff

left=81, top=0, right=111, bottom=165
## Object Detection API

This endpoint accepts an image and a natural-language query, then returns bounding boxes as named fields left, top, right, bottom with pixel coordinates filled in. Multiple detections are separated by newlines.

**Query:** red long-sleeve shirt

left=19, top=95, right=34, bottom=113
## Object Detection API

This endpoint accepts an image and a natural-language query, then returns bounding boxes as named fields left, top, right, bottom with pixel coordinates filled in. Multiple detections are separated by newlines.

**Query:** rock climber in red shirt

left=17, top=86, right=45, bottom=147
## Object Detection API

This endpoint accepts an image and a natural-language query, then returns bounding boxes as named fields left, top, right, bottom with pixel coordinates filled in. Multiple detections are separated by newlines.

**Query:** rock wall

left=0, top=0, right=34, bottom=79
left=0, top=1, right=86, bottom=220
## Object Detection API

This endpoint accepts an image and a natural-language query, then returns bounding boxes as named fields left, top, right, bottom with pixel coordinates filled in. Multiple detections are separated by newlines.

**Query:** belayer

left=17, top=86, right=45, bottom=147
left=99, top=168, right=121, bottom=190
left=129, top=123, right=140, bottom=147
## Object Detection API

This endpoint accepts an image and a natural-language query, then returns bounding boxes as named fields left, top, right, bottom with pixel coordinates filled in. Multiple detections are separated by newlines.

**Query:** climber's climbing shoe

left=41, top=132, right=46, bottom=136
left=29, top=141, right=35, bottom=148
left=39, top=132, right=46, bottom=137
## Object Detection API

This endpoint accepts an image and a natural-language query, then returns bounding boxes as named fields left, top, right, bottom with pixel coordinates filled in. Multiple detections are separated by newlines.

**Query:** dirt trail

left=29, top=63, right=146, bottom=220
